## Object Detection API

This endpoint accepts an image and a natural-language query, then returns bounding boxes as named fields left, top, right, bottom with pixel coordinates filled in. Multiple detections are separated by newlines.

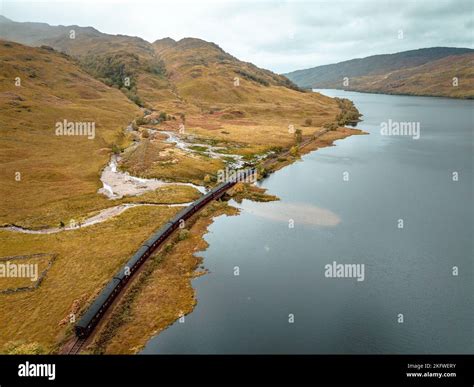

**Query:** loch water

left=143, top=90, right=473, bottom=354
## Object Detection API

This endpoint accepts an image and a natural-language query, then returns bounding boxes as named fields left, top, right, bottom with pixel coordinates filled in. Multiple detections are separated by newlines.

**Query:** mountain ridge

left=284, top=47, right=474, bottom=98
left=0, top=15, right=302, bottom=105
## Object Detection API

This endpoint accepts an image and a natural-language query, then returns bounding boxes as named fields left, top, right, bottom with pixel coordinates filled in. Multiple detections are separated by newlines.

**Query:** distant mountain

left=284, top=47, right=474, bottom=98
left=0, top=14, right=102, bottom=45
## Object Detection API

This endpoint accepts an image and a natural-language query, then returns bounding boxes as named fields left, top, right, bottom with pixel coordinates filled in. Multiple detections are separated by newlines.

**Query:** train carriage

left=123, top=245, right=150, bottom=275
left=75, top=278, right=122, bottom=338
left=168, top=206, right=193, bottom=226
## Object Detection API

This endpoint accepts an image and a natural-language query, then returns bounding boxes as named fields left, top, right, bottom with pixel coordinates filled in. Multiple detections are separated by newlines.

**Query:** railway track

left=62, top=131, right=332, bottom=353
left=262, top=128, right=330, bottom=169
left=62, top=130, right=333, bottom=353
left=63, top=337, right=85, bottom=355
left=69, top=171, right=254, bottom=348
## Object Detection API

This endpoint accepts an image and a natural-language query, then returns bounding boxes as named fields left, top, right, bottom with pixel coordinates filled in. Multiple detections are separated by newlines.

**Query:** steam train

left=75, top=170, right=255, bottom=339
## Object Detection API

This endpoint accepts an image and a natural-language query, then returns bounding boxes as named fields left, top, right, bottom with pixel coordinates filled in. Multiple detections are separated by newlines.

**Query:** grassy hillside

left=0, top=40, right=202, bottom=353
left=0, top=17, right=356, bottom=220
left=149, top=36, right=343, bottom=141
left=154, top=37, right=301, bottom=92
left=0, top=40, right=141, bottom=226
left=341, top=53, right=474, bottom=98
left=0, top=204, right=182, bottom=353
left=0, top=16, right=170, bottom=107
left=285, top=47, right=474, bottom=98
left=102, top=36, right=350, bottom=184
left=0, top=16, right=345, bottom=126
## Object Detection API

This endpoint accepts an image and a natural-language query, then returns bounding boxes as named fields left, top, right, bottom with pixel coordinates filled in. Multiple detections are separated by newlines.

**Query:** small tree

left=112, top=144, right=121, bottom=154
left=324, top=122, right=338, bottom=131
left=136, top=116, right=147, bottom=126
left=257, top=165, right=267, bottom=178
left=304, top=118, right=312, bottom=127
left=178, top=229, right=190, bottom=241
left=294, top=128, right=303, bottom=144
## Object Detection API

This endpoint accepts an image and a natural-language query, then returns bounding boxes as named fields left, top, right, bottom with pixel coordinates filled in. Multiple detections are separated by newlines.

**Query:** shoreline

left=1, top=87, right=363, bottom=354
left=313, top=87, right=474, bottom=100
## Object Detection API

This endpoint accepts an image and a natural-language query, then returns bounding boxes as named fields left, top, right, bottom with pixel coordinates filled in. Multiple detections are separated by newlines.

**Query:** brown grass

left=0, top=41, right=141, bottom=227
left=0, top=37, right=362, bottom=355
left=0, top=205, right=187, bottom=353
left=0, top=254, right=52, bottom=291
left=94, top=201, right=238, bottom=354
left=120, top=137, right=224, bottom=185
left=341, top=53, right=474, bottom=99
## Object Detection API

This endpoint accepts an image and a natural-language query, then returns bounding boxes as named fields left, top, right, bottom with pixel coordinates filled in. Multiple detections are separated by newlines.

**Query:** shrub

left=235, top=69, right=270, bottom=86
left=112, top=144, right=121, bottom=154
left=145, top=59, right=166, bottom=76
left=80, top=52, right=139, bottom=89
left=304, top=118, right=313, bottom=127
left=294, top=128, right=303, bottom=143
left=257, top=165, right=267, bottom=177
left=323, top=122, right=339, bottom=131
left=142, top=129, right=150, bottom=139
left=135, top=116, right=147, bottom=126
left=4, top=341, right=45, bottom=355
left=125, top=91, right=143, bottom=107
left=290, top=145, right=299, bottom=157
left=40, top=45, right=54, bottom=52
left=334, top=97, right=361, bottom=125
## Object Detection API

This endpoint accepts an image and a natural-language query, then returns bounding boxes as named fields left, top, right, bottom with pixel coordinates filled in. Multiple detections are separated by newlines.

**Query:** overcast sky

left=1, top=0, right=473, bottom=73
